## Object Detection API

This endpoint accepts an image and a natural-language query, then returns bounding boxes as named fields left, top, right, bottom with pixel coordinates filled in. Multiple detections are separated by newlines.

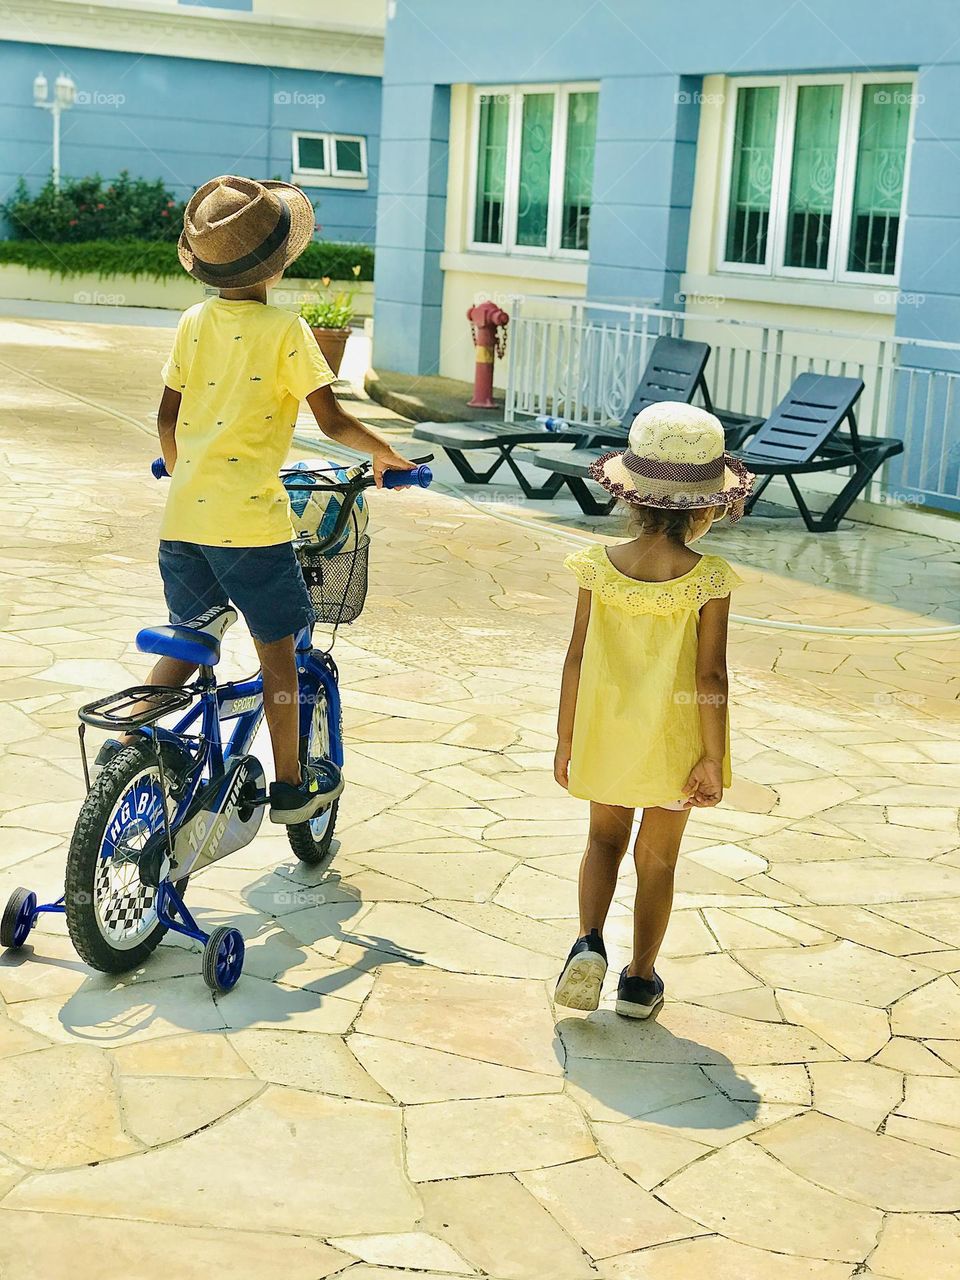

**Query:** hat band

left=192, top=202, right=291, bottom=280
left=623, top=450, right=725, bottom=484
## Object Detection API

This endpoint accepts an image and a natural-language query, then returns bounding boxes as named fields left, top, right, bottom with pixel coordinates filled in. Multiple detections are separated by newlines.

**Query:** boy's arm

left=555, top=588, right=591, bottom=788
left=683, top=593, right=731, bottom=807
left=306, top=385, right=415, bottom=487
left=158, top=386, right=181, bottom=473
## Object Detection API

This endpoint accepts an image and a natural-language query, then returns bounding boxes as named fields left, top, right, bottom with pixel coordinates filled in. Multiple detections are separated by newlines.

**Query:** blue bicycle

left=0, top=456, right=432, bottom=993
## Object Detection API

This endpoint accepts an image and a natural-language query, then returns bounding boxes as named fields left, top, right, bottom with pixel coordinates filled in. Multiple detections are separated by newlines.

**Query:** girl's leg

left=556, top=802, right=635, bottom=1012
left=578, top=801, right=635, bottom=935
left=628, top=805, right=691, bottom=979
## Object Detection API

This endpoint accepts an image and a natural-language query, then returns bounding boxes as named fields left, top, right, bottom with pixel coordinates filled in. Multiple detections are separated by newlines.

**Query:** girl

left=554, top=402, right=754, bottom=1018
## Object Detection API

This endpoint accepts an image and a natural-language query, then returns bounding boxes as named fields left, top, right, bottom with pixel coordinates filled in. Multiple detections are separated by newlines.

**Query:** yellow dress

left=565, top=544, right=742, bottom=809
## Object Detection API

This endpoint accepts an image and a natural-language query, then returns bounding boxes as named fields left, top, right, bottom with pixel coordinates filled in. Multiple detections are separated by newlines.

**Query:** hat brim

left=589, top=451, right=756, bottom=523
left=178, top=181, right=315, bottom=289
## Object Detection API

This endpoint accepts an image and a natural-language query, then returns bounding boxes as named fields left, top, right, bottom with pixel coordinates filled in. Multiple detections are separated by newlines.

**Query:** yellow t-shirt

left=564, top=544, right=742, bottom=808
left=159, top=298, right=336, bottom=547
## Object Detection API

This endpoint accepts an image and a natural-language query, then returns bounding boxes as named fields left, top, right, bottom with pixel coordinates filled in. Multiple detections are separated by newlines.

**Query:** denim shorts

left=158, top=540, right=315, bottom=645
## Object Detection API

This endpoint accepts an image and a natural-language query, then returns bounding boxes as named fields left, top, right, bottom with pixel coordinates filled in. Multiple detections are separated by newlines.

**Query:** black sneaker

left=616, top=968, right=664, bottom=1019
left=555, top=929, right=608, bottom=1011
left=269, top=760, right=343, bottom=825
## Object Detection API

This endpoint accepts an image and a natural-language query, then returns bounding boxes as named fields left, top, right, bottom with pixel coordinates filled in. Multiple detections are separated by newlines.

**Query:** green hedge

left=0, top=238, right=374, bottom=282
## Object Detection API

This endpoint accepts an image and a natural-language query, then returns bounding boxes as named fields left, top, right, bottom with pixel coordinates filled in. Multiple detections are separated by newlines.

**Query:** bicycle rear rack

left=78, top=685, right=194, bottom=731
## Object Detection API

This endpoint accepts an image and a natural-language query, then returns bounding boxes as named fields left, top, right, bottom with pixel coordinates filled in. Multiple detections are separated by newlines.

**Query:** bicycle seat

left=136, top=606, right=238, bottom=667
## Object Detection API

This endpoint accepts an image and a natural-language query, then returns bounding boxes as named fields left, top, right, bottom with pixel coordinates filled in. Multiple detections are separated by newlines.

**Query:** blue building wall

left=0, top=40, right=380, bottom=243
left=374, top=0, right=960, bottom=375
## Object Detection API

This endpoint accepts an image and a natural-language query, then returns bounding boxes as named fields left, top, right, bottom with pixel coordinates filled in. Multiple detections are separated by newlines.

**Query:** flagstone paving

left=0, top=315, right=960, bottom=1276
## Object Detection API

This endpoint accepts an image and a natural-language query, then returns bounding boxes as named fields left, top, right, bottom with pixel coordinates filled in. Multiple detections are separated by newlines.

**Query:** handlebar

left=382, top=463, right=433, bottom=489
left=151, top=454, right=433, bottom=556
left=151, top=457, right=432, bottom=490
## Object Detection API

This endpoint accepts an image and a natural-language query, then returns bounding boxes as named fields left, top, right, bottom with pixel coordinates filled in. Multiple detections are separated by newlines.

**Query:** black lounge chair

left=736, top=372, right=903, bottom=531
left=529, top=407, right=764, bottom=516
left=412, top=336, right=712, bottom=499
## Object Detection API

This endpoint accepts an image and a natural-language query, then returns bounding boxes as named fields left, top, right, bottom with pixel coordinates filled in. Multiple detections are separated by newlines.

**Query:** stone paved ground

left=1, top=314, right=960, bottom=1279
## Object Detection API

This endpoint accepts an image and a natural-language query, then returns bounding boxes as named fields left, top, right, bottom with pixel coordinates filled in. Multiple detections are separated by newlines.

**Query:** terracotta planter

left=309, top=326, right=350, bottom=376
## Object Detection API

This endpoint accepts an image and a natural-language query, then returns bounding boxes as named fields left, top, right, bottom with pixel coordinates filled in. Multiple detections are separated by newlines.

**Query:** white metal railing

left=504, top=296, right=960, bottom=511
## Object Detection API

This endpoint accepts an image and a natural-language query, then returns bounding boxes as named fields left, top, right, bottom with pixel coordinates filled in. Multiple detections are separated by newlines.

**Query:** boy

left=103, top=174, right=414, bottom=824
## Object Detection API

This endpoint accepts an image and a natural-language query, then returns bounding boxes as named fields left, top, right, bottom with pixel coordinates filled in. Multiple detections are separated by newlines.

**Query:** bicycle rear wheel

left=287, top=693, right=339, bottom=865
left=66, top=742, right=188, bottom=972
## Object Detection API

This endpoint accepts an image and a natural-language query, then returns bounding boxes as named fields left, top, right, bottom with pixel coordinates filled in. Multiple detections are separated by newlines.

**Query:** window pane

left=725, top=85, right=779, bottom=265
left=297, top=136, right=327, bottom=171
left=473, top=93, right=509, bottom=244
left=784, top=83, right=842, bottom=270
left=516, top=92, right=554, bottom=247
left=847, top=83, right=911, bottom=275
left=561, top=91, right=597, bottom=251
left=334, top=138, right=364, bottom=174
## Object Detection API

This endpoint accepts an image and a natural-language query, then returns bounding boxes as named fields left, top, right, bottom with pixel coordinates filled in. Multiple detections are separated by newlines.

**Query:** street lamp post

left=33, top=72, right=77, bottom=190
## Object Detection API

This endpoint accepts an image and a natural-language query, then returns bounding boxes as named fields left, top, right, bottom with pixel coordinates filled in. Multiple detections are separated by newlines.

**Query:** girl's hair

left=625, top=501, right=726, bottom=543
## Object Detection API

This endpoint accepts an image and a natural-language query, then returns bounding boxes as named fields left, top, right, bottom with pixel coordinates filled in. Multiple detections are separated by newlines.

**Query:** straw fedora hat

left=590, top=401, right=755, bottom=522
left=178, top=174, right=315, bottom=289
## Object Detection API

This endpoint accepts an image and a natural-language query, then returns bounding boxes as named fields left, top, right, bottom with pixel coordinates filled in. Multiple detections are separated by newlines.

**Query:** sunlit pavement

left=0, top=314, right=959, bottom=1279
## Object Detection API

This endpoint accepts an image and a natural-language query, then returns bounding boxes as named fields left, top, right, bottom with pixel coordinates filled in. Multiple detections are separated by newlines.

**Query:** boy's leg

left=628, top=805, right=691, bottom=979
left=257, top=629, right=343, bottom=821
left=202, top=543, right=340, bottom=821
left=96, top=541, right=206, bottom=765
left=146, top=656, right=198, bottom=689
left=579, top=801, right=634, bottom=935
left=253, top=633, right=301, bottom=785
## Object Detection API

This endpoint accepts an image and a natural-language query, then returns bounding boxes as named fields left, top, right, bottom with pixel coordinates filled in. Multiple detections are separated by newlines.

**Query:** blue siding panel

left=0, top=41, right=381, bottom=244
left=372, top=83, right=450, bottom=373
left=378, top=138, right=449, bottom=198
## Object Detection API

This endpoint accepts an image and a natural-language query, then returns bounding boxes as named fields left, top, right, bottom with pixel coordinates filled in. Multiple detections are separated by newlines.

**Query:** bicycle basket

left=297, top=534, right=370, bottom=626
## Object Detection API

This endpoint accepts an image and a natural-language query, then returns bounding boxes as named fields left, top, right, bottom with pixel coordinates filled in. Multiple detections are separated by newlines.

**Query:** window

left=469, top=83, right=598, bottom=257
left=292, top=132, right=368, bottom=183
left=333, top=137, right=365, bottom=175
left=294, top=134, right=329, bottom=175
left=719, top=75, right=915, bottom=282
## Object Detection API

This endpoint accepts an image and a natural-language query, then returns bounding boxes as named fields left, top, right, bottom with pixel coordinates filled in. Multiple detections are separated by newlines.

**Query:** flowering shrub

left=1, top=172, right=186, bottom=243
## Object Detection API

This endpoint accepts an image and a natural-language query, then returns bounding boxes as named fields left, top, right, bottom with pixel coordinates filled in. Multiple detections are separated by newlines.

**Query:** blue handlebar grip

left=382, top=464, right=432, bottom=489
left=151, top=457, right=169, bottom=479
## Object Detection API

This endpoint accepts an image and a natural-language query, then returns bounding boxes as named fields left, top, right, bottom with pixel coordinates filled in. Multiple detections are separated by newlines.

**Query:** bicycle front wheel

left=66, top=743, right=184, bottom=972
left=287, top=692, right=339, bottom=865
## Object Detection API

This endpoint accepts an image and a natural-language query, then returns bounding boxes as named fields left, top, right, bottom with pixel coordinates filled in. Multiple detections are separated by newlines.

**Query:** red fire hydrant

left=467, top=300, right=509, bottom=408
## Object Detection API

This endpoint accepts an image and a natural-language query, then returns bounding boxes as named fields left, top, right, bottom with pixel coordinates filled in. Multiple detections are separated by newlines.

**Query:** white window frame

left=716, top=72, right=917, bottom=286
left=466, top=81, right=599, bottom=260
left=330, top=134, right=368, bottom=178
left=291, top=131, right=330, bottom=177
left=291, top=131, right=369, bottom=188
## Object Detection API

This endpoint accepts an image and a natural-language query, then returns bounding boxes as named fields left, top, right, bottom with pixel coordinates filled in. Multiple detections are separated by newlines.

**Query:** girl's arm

left=158, top=386, right=181, bottom=473
left=307, top=385, right=414, bottom=486
left=555, top=588, right=591, bottom=788
left=683, top=593, right=731, bottom=807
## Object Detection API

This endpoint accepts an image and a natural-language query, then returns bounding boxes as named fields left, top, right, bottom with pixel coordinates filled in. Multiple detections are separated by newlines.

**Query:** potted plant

left=299, top=267, right=361, bottom=376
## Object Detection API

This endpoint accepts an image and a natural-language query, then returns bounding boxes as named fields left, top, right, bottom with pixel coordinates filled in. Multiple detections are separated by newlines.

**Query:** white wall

left=438, top=83, right=586, bottom=385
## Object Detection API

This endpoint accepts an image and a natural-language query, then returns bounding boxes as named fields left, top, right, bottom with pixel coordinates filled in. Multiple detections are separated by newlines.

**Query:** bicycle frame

left=146, top=628, right=342, bottom=824
left=30, top=627, right=343, bottom=940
